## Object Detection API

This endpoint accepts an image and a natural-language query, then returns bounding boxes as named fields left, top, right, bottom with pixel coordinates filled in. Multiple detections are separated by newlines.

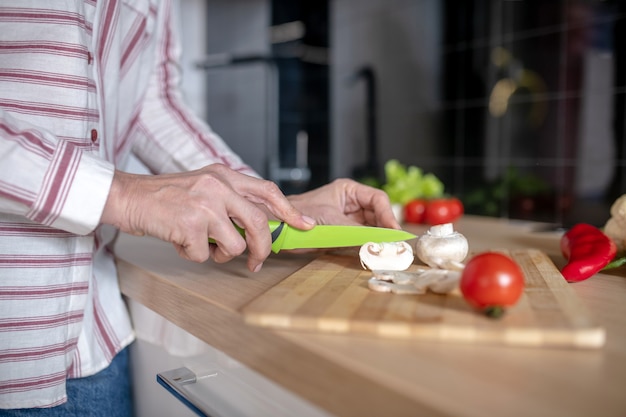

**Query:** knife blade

left=210, top=221, right=417, bottom=253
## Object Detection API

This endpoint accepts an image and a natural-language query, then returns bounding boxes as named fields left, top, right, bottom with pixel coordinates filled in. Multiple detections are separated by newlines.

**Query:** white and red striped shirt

left=0, top=0, right=255, bottom=408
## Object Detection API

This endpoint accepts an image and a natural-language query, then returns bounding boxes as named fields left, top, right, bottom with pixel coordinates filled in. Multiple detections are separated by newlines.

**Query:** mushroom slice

left=371, top=269, right=428, bottom=285
left=411, top=269, right=455, bottom=292
left=370, top=268, right=461, bottom=294
left=359, top=241, right=414, bottom=271
left=425, top=270, right=461, bottom=294
left=368, top=277, right=425, bottom=295
left=423, top=258, right=466, bottom=271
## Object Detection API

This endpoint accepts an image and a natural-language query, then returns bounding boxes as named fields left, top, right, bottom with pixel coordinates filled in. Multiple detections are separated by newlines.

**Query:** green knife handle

left=208, top=220, right=286, bottom=254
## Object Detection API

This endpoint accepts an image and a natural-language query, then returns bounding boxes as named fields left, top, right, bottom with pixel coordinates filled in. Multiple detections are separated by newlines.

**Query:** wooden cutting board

left=241, top=249, right=605, bottom=349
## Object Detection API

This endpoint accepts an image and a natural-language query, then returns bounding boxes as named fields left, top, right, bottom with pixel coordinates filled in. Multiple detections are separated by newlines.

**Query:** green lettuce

left=382, top=160, right=444, bottom=205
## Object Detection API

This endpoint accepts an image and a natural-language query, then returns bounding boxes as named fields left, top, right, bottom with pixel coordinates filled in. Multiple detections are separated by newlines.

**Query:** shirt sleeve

left=0, top=109, right=114, bottom=235
left=131, top=3, right=260, bottom=178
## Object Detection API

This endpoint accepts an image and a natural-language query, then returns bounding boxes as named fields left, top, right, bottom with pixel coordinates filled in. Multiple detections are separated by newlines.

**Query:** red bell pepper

left=560, top=223, right=617, bottom=282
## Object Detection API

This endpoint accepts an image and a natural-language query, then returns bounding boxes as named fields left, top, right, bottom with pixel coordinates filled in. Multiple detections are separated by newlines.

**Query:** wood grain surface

left=242, top=249, right=605, bottom=348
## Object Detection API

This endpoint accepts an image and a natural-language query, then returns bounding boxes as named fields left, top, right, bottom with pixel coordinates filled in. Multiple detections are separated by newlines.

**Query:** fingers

left=206, top=211, right=251, bottom=264
left=335, top=179, right=398, bottom=229
left=171, top=196, right=271, bottom=270
left=193, top=189, right=275, bottom=271
left=202, top=165, right=313, bottom=269
left=359, top=184, right=401, bottom=229
left=287, top=178, right=400, bottom=229
left=227, top=210, right=273, bottom=272
left=223, top=170, right=316, bottom=231
left=169, top=204, right=247, bottom=264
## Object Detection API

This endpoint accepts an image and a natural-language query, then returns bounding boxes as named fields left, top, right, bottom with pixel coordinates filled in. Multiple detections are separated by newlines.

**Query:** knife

left=210, top=220, right=417, bottom=253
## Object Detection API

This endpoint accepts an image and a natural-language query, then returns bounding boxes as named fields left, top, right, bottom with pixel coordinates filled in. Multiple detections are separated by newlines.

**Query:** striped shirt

left=0, top=0, right=255, bottom=408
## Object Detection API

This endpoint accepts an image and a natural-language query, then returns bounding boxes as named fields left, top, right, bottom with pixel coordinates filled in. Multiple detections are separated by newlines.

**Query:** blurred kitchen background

left=170, top=0, right=626, bottom=228
left=129, top=2, right=626, bottom=415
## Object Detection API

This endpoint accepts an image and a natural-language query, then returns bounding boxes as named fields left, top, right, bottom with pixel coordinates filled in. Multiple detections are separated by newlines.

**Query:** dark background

left=271, top=0, right=625, bottom=226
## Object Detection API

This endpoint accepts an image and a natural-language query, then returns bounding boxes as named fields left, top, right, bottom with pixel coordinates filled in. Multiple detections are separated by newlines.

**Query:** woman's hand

left=101, top=164, right=314, bottom=271
left=287, top=178, right=400, bottom=229
left=102, top=169, right=397, bottom=270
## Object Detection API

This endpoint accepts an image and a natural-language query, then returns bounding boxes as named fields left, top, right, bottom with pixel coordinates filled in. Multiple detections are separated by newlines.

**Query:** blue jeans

left=0, top=346, right=133, bottom=417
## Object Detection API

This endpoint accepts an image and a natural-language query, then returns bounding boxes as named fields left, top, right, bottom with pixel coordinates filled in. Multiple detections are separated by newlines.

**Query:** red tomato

left=404, top=199, right=427, bottom=224
left=460, top=252, right=525, bottom=318
left=423, top=197, right=464, bottom=225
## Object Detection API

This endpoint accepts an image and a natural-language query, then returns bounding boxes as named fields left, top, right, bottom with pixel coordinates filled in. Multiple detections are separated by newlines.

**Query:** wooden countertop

left=115, top=216, right=626, bottom=417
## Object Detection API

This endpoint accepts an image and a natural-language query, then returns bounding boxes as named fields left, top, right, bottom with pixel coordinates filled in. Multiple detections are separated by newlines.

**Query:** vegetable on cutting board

left=359, top=241, right=415, bottom=271
left=560, top=223, right=617, bottom=283
left=365, top=223, right=467, bottom=296
left=414, top=223, right=468, bottom=269
left=362, top=228, right=528, bottom=319
left=460, top=252, right=525, bottom=319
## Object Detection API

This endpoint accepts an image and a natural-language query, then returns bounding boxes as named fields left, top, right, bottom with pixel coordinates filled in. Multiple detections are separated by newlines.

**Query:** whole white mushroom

left=415, top=223, right=468, bottom=270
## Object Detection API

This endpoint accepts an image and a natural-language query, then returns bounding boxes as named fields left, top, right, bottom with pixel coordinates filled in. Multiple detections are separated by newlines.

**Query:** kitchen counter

left=115, top=215, right=626, bottom=417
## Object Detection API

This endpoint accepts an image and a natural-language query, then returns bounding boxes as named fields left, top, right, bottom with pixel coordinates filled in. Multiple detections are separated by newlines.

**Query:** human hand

left=101, top=164, right=314, bottom=271
left=287, top=178, right=400, bottom=229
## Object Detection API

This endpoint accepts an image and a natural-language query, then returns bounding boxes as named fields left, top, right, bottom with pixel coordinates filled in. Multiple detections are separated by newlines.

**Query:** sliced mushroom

left=365, top=225, right=469, bottom=296
left=369, top=268, right=461, bottom=295
left=367, top=277, right=425, bottom=295
left=370, top=268, right=428, bottom=285
left=427, top=271, right=461, bottom=294
left=359, top=241, right=414, bottom=271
